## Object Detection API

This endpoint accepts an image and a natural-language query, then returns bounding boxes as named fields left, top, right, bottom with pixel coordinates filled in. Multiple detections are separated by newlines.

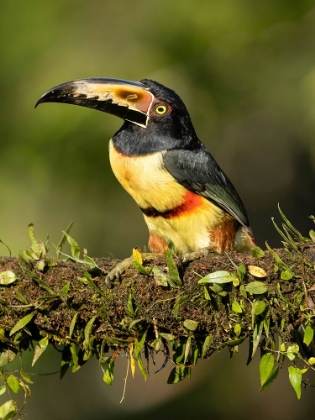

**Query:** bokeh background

left=1, top=1, right=315, bottom=419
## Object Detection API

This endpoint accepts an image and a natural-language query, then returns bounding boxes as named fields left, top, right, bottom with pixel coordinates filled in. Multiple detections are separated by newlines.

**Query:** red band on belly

left=141, top=191, right=203, bottom=219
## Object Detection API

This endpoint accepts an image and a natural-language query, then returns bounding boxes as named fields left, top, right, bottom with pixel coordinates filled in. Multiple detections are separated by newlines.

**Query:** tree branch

left=0, top=240, right=315, bottom=412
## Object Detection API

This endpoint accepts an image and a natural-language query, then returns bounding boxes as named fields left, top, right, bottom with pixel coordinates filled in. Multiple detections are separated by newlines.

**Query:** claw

left=105, top=257, right=133, bottom=288
left=180, top=247, right=211, bottom=264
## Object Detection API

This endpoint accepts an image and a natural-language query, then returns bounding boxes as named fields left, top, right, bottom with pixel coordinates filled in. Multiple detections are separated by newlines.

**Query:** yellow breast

left=109, top=139, right=187, bottom=211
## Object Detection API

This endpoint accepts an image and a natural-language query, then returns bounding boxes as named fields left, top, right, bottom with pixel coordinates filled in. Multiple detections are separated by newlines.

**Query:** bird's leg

left=105, top=252, right=161, bottom=287
left=179, top=246, right=215, bottom=264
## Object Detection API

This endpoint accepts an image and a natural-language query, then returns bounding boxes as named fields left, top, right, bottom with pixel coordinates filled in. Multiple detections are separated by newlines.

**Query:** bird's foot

left=105, top=257, right=133, bottom=288
left=179, top=246, right=214, bottom=265
left=105, top=252, right=161, bottom=288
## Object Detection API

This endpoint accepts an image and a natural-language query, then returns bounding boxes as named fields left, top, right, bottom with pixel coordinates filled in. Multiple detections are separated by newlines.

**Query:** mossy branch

left=0, top=212, right=315, bottom=416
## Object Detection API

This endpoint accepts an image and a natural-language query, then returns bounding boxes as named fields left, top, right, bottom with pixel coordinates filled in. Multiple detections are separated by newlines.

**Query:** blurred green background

left=1, top=0, right=315, bottom=419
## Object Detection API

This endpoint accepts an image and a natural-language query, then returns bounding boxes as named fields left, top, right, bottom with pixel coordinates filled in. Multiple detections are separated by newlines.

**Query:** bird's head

left=36, top=78, right=198, bottom=152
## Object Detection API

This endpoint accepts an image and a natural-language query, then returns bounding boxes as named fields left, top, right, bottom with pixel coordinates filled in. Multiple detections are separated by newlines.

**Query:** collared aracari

left=36, top=78, right=255, bottom=259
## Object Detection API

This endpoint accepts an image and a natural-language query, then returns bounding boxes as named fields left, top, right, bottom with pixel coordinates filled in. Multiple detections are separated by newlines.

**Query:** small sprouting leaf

left=253, top=301, right=266, bottom=315
left=251, top=246, right=265, bottom=258
left=303, top=325, right=314, bottom=346
left=9, top=313, right=34, bottom=336
left=167, top=366, right=190, bottom=384
left=240, top=284, right=247, bottom=298
left=0, top=271, right=17, bottom=285
left=281, top=270, right=293, bottom=281
left=165, top=249, right=182, bottom=287
left=15, top=290, right=28, bottom=305
left=125, top=294, right=136, bottom=318
left=172, top=295, right=188, bottom=320
left=310, top=230, right=315, bottom=242
left=0, top=386, right=6, bottom=396
left=32, top=336, right=49, bottom=366
left=248, top=265, right=267, bottom=278
left=6, top=375, right=20, bottom=393
left=103, top=361, right=115, bottom=386
left=198, top=270, right=237, bottom=284
left=308, top=357, right=315, bottom=365
left=132, top=247, right=143, bottom=265
left=237, top=264, right=246, bottom=281
left=202, top=334, right=213, bottom=358
left=69, top=312, right=78, bottom=338
left=56, top=221, right=73, bottom=259
left=28, top=223, right=43, bottom=257
left=159, top=332, right=175, bottom=341
left=184, top=336, right=192, bottom=364
left=20, top=370, right=34, bottom=384
left=132, top=248, right=149, bottom=274
left=152, top=266, right=169, bottom=287
left=62, top=231, right=80, bottom=259
left=59, top=282, right=70, bottom=302
left=287, top=344, right=299, bottom=361
left=234, top=324, right=241, bottom=336
left=183, top=319, right=199, bottom=331
left=83, top=316, right=97, bottom=351
left=252, top=322, right=263, bottom=358
left=245, top=281, right=268, bottom=295
left=0, top=399, right=18, bottom=419
left=232, top=301, right=242, bottom=313
left=288, top=366, right=303, bottom=399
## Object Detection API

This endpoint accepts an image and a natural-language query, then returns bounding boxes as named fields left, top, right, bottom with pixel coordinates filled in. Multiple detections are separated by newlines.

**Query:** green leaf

left=310, top=229, right=315, bottom=242
left=59, top=282, right=70, bottom=302
left=32, top=336, right=49, bottom=366
left=260, top=358, right=279, bottom=391
left=234, top=324, right=241, bottom=336
left=253, top=301, right=266, bottom=315
left=288, top=366, right=303, bottom=399
left=287, top=344, right=299, bottom=361
left=167, top=366, right=190, bottom=384
left=152, top=266, right=169, bottom=287
left=237, top=264, right=246, bottom=281
left=6, top=375, right=20, bottom=394
left=281, top=270, right=293, bottom=281
left=252, top=322, right=263, bottom=358
left=303, top=325, right=314, bottom=346
left=184, top=336, right=192, bottom=364
left=28, top=223, right=43, bottom=257
left=0, top=386, right=6, bottom=397
left=0, top=271, right=16, bottom=285
left=83, top=316, right=97, bottom=351
left=103, top=361, right=115, bottom=386
left=172, top=295, right=188, bottom=320
left=165, top=249, right=182, bottom=287
left=232, top=300, right=242, bottom=313
left=56, top=221, right=73, bottom=259
left=20, top=370, right=34, bottom=384
left=251, top=246, right=265, bottom=258
left=125, top=294, right=136, bottom=318
left=159, top=332, right=175, bottom=341
left=0, top=400, right=18, bottom=420
left=259, top=353, right=274, bottom=388
left=183, top=319, right=199, bottom=331
left=202, top=334, right=213, bottom=357
left=240, top=284, right=247, bottom=298
left=69, top=312, right=78, bottom=338
left=245, top=281, right=268, bottom=294
left=62, top=231, right=80, bottom=259
left=198, top=270, right=237, bottom=284
left=9, top=312, right=34, bottom=336
left=15, top=290, right=28, bottom=305
left=20, top=265, right=57, bottom=296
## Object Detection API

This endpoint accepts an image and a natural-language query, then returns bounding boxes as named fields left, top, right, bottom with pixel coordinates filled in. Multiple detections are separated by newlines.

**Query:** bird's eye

left=155, top=105, right=167, bottom=115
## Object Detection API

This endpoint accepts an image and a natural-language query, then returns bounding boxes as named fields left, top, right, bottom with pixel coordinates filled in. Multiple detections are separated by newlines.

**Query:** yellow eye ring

left=155, top=105, right=167, bottom=115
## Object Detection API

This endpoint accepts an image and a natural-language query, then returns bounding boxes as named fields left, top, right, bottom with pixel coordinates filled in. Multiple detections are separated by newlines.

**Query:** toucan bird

left=36, top=78, right=255, bottom=258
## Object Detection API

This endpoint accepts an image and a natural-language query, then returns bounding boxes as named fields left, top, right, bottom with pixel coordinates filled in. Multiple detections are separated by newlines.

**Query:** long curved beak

left=35, top=78, right=154, bottom=128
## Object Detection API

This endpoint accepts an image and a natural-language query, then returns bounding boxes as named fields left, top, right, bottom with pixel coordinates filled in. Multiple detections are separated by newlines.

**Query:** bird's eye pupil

left=155, top=105, right=167, bottom=115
